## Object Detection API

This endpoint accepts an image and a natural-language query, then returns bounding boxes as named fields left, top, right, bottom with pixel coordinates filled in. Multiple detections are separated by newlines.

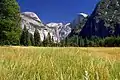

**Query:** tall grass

left=0, top=47, right=120, bottom=80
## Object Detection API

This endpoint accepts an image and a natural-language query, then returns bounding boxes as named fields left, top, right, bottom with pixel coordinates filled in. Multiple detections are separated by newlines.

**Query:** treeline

left=62, top=35, right=120, bottom=47
left=20, top=27, right=120, bottom=47
left=20, top=26, right=60, bottom=47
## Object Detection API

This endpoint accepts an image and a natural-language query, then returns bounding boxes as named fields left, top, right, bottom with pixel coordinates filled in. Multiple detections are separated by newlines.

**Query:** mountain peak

left=21, top=12, right=41, bottom=22
left=79, top=13, right=88, bottom=17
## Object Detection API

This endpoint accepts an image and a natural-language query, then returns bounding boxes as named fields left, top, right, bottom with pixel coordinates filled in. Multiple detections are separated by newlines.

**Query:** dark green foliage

left=78, top=37, right=84, bottom=47
left=89, top=36, right=100, bottom=47
left=20, top=26, right=31, bottom=46
left=104, top=37, right=115, bottom=47
left=61, top=35, right=78, bottom=47
left=60, top=39, right=65, bottom=47
left=99, top=39, right=105, bottom=47
left=65, top=37, right=68, bottom=47
left=84, top=37, right=89, bottom=47
left=26, top=29, right=31, bottom=46
left=47, top=33, right=52, bottom=46
left=43, top=33, right=54, bottom=47
left=34, top=29, right=41, bottom=46
left=103, top=37, right=120, bottom=47
left=42, top=37, right=48, bottom=47
left=0, top=0, right=21, bottom=45
left=20, top=26, right=27, bottom=46
left=61, top=35, right=120, bottom=47
left=30, top=33, right=35, bottom=46
left=65, top=35, right=78, bottom=47
left=114, top=37, right=120, bottom=46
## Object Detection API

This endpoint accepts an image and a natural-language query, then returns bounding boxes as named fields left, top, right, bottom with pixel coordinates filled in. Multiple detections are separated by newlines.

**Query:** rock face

left=21, top=12, right=71, bottom=42
left=70, top=13, right=88, bottom=29
left=80, top=0, right=120, bottom=38
left=68, top=13, right=88, bottom=37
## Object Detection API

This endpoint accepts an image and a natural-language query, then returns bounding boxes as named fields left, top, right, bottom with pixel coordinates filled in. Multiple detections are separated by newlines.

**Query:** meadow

left=0, top=47, right=120, bottom=80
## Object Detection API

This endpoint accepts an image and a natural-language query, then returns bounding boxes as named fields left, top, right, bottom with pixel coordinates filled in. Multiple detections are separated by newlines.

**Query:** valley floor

left=0, top=47, right=120, bottom=80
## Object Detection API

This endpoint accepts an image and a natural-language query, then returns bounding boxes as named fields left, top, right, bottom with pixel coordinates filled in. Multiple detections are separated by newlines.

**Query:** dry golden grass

left=0, top=47, right=120, bottom=80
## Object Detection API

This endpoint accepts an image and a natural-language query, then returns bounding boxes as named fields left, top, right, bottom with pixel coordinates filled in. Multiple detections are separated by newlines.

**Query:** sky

left=18, top=0, right=100, bottom=23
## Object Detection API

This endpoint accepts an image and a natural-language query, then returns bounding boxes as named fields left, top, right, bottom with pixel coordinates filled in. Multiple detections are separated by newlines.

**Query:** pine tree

left=26, top=29, right=31, bottom=46
left=20, top=26, right=31, bottom=46
left=42, top=36, right=48, bottom=47
left=60, top=39, right=65, bottom=47
left=65, top=37, right=68, bottom=47
left=47, top=33, right=52, bottom=46
left=20, top=26, right=27, bottom=46
left=77, top=35, right=79, bottom=46
left=42, top=32, right=53, bottom=47
left=0, top=0, right=21, bottom=45
left=78, top=37, right=84, bottom=47
left=34, top=29, right=41, bottom=46
left=51, top=36, right=55, bottom=47
left=84, top=37, right=89, bottom=47
left=30, top=33, right=35, bottom=46
left=104, top=37, right=115, bottom=47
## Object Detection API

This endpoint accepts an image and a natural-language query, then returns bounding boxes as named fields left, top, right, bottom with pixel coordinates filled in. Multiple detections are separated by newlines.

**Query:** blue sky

left=18, top=0, right=100, bottom=23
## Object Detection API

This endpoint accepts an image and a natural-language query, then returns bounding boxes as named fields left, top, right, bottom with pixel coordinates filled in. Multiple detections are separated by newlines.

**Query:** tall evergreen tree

left=20, top=26, right=31, bottom=46
left=43, top=36, right=47, bottom=47
left=77, top=35, right=79, bottom=46
left=65, top=37, right=68, bottom=47
left=78, top=37, right=84, bottom=47
left=60, top=39, right=65, bottom=47
left=30, top=33, right=35, bottom=46
left=20, top=26, right=26, bottom=46
left=51, top=36, right=55, bottom=46
left=26, top=29, right=31, bottom=46
left=47, top=32, right=52, bottom=46
left=34, top=29, right=41, bottom=46
left=104, top=37, right=115, bottom=47
left=84, top=37, right=89, bottom=47
left=43, top=33, right=51, bottom=47
left=0, top=0, right=21, bottom=45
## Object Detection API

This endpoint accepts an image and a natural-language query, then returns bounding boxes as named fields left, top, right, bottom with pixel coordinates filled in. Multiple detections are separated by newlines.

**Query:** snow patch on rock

left=79, top=13, right=88, bottom=18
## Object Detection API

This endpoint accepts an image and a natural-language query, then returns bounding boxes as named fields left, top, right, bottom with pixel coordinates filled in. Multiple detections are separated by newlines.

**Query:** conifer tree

left=65, top=37, right=68, bottom=47
left=20, top=26, right=31, bottom=46
left=26, top=29, right=31, bottom=46
left=34, top=29, right=41, bottom=46
left=30, top=33, right=35, bottom=46
left=42, top=36, right=47, bottom=47
left=0, top=0, right=21, bottom=45
left=51, top=36, right=54, bottom=46
left=20, top=26, right=27, bottom=46
left=84, top=37, right=89, bottom=47
left=78, top=37, right=84, bottom=47
left=47, top=33, right=52, bottom=46
left=43, top=32, right=53, bottom=47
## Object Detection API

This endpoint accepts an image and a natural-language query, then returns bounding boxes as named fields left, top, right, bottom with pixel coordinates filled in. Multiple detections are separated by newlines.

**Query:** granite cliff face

left=68, top=13, right=88, bottom=37
left=20, top=12, right=71, bottom=42
left=20, top=0, right=120, bottom=43
left=80, top=0, right=120, bottom=38
left=70, top=13, right=88, bottom=29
